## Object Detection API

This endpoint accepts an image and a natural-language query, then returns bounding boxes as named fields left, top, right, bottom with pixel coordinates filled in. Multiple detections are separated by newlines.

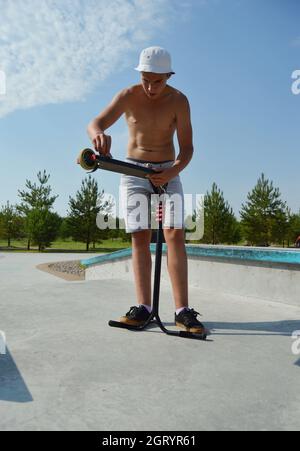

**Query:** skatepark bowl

left=82, top=245, right=300, bottom=306
left=1, top=247, right=300, bottom=431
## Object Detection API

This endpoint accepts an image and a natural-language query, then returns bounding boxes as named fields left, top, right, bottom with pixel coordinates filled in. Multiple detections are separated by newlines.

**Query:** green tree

left=222, top=216, right=242, bottom=245
left=27, top=209, right=62, bottom=251
left=202, top=183, right=238, bottom=244
left=67, top=176, right=113, bottom=251
left=58, top=217, right=73, bottom=240
left=240, top=173, right=288, bottom=246
left=18, top=170, right=59, bottom=250
left=288, top=211, right=300, bottom=246
left=0, top=202, right=24, bottom=247
left=271, top=207, right=291, bottom=247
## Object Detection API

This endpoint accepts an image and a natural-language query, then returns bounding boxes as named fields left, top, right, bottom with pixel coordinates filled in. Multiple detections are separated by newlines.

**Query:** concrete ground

left=0, top=252, right=300, bottom=431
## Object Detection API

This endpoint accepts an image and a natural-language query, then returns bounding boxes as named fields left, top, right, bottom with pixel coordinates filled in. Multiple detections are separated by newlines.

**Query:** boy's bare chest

left=126, top=99, right=176, bottom=131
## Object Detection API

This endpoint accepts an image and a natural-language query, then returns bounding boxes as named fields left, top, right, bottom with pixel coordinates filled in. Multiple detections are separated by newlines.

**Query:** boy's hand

left=147, top=167, right=178, bottom=187
left=92, top=132, right=112, bottom=157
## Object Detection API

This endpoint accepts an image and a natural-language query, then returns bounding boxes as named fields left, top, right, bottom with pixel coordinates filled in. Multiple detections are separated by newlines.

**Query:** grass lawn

left=0, top=238, right=132, bottom=253
left=1, top=238, right=295, bottom=253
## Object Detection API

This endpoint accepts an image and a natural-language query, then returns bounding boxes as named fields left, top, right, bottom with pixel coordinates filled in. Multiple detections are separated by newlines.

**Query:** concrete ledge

left=82, top=244, right=300, bottom=268
left=81, top=248, right=132, bottom=267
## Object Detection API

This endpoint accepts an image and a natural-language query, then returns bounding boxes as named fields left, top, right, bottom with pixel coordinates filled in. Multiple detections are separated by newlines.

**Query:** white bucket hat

left=135, top=46, right=175, bottom=74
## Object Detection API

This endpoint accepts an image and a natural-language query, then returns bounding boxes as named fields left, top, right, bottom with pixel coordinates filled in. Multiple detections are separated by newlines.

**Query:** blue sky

left=0, top=0, right=299, bottom=218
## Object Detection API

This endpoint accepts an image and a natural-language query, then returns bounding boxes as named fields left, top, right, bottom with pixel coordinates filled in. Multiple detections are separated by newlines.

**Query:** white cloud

left=0, top=0, right=184, bottom=118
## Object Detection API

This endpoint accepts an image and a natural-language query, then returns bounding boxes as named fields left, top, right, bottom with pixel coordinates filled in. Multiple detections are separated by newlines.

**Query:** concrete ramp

left=1, top=252, right=300, bottom=431
left=82, top=245, right=300, bottom=307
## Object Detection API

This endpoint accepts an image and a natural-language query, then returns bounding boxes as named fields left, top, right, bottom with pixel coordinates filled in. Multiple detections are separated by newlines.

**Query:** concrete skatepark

left=0, top=251, right=300, bottom=431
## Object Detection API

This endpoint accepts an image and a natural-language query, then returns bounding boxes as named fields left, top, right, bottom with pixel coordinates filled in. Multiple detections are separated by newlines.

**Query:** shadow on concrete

left=0, top=349, right=33, bottom=403
left=137, top=320, right=300, bottom=338
left=294, top=358, right=300, bottom=367
left=205, top=320, right=300, bottom=337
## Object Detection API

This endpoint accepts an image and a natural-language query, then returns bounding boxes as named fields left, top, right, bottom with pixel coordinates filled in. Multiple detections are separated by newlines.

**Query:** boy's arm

left=87, top=89, right=128, bottom=155
left=172, top=94, right=194, bottom=175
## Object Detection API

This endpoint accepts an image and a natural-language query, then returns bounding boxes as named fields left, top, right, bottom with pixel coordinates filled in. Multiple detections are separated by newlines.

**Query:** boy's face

left=141, top=72, right=170, bottom=100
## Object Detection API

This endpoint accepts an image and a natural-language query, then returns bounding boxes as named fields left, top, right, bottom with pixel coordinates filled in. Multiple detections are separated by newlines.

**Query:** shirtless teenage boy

left=87, top=47, right=205, bottom=334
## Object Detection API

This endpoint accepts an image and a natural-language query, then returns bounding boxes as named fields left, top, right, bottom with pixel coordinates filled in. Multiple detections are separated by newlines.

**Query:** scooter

left=77, top=148, right=207, bottom=340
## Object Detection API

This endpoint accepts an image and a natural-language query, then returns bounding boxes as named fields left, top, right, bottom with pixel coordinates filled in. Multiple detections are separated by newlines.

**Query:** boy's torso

left=124, top=84, right=182, bottom=162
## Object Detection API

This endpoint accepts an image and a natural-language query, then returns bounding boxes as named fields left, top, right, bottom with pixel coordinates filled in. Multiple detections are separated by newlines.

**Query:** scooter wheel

left=78, top=148, right=97, bottom=171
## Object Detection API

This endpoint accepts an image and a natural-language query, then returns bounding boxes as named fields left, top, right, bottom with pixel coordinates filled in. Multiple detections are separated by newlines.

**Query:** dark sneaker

left=175, top=308, right=206, bottom=335
left=119, top=305, right=152, bottom=326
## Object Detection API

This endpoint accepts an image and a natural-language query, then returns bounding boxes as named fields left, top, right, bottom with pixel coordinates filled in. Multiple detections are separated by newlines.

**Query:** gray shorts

left=119, top=157, right=185, bottom=234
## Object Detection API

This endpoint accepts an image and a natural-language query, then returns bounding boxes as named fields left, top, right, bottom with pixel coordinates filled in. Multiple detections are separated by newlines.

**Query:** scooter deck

left=108, top=320, right=207, bottom=341
left=94, top=156, right=157, bottom=178
left=79, top=148, right=157, bottom=178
